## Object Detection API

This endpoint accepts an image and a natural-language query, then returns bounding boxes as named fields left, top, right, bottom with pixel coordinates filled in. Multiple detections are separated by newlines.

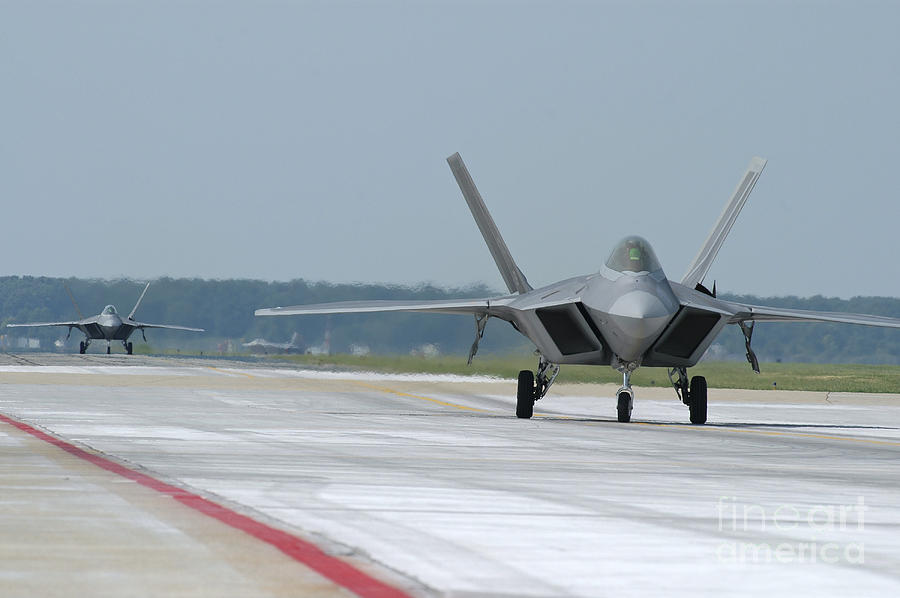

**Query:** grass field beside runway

left=267, top=353, right=900, bottom=394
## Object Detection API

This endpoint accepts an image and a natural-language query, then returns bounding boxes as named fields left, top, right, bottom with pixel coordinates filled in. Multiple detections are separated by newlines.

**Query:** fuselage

left=78, top=305, right=136, bottom=341
left=581, top=266, right=680, bottom=363
left=503, top=236, right=729, bottom=370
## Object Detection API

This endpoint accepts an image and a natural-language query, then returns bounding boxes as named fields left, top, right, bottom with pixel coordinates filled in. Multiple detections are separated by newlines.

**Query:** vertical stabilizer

left=447, top=153, right=532, bottom=294
left=682, top=157, right=767, bottom=288
left=129, top=282, right=151, bottom=320
left=64, top=282, right=85, bottom=320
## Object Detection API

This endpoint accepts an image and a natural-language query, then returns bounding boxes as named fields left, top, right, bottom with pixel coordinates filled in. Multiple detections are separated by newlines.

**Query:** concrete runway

left=1, top=353, right=899, bottom=597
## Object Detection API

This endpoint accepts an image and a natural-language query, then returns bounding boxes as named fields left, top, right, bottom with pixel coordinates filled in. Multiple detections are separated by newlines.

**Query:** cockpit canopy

left=605, top=236, right=662, bottom=274
left=102, top=305, right=118, bottom=315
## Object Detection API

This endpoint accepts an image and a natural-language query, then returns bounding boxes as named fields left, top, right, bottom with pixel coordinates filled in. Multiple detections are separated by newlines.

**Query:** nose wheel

left=616, top=371, right=634, bottom=422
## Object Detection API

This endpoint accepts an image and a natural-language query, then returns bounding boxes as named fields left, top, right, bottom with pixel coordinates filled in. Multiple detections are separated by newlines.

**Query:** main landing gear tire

left=126, top=342, right=133, bottom=355
left=689, top=376, right=707, bottom=425
left=516, top=370, right=535, bottom=419
left=106, top=345, right=111, bottom=355
left=617, top=390, right=633, bottom=423
left=79, top=341, right=86, bottom=354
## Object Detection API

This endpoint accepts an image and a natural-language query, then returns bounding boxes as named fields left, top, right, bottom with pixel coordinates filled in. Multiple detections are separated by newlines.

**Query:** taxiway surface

left=1, top=353, right=898, bottom=597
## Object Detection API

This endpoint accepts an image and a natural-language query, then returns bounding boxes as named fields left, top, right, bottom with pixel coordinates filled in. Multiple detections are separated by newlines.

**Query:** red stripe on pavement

left=0, top=413, right=414, bottom=598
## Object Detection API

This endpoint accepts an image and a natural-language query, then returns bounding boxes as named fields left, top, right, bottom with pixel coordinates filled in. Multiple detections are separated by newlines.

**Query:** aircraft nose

left=607, top=290, right=676, bottom=339
left=609, top=290, right=673, bottom=319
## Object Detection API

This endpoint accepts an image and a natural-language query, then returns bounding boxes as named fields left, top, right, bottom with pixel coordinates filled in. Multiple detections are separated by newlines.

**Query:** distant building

left=350, top=343, right=370, bottom=356
left=410, top=343, right=440, bottom=358
left=12, top=337, right=41, bottom=350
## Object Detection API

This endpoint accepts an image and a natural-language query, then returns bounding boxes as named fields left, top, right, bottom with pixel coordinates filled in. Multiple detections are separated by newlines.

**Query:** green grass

left=271, top=353, right=900, bottom=394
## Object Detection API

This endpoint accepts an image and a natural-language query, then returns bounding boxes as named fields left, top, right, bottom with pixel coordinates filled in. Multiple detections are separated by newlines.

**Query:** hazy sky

left=2, top=1, right=898, bottom=298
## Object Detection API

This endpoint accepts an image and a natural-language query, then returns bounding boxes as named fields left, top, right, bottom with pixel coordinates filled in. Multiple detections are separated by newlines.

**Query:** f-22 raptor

left=256, top=153, right=900, bottom=424
left=8, top=282, right=204, bottom=354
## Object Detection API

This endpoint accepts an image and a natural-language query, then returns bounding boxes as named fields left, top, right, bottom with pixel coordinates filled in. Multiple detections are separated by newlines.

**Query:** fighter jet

left=7, top=282, right=204, bottom=354
left=242, top=332, right=305, bottom=354
left=256, top=153, right=900, bottom=424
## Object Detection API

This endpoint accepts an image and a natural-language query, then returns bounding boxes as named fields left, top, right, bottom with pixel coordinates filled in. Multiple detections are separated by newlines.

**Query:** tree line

left=0, top=276, right=897, bottom=364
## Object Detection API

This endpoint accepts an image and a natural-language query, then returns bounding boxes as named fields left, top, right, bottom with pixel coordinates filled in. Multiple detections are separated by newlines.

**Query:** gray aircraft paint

left=256, top=153, right=900, bottom=422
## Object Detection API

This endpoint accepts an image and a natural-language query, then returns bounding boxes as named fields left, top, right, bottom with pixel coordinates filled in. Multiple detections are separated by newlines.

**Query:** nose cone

left=585, top=275, right=679, bottom=363
left=606, top=290, right=673, bottom=338
left=609, top=289, right=672, bottom=320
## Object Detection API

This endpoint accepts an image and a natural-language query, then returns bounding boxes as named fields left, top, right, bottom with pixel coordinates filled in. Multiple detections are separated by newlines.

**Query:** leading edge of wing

left=128, top=321, right=205, bottom=332
left=5, top=321, right=84, bottom=328
left=728, top=304, right=900, bottom=329
left=255, top=297, right=514, bottom=318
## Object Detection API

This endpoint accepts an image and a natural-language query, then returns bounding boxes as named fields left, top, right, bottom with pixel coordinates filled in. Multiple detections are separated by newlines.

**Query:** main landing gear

left=516, top=356, right=560, bottom=419
left=669, top=367, right=707, bottom=424
left=78, top=339, right=133, bottom=355
left=513, top=360, right=708, bottom=425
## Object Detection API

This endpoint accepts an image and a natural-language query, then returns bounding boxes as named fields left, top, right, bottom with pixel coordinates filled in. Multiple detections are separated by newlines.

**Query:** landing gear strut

left=536, top=357, right=560, bottom=400
left=106, top=340, right=111, bottom=355
left=670, top=367, right=690, bottom=405
left=515, top=356, right=559, bottom=419
left=668, top=367, right=707, bottom=424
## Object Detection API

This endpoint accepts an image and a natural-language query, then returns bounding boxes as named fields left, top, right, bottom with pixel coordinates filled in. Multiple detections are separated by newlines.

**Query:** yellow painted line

left=350, top=381, right=490, bottom=413
left=634, top=421, right=900, bottom=446
left=205, top=366, right=256, bottom=379
left=352, top=383, right=587, bottom=419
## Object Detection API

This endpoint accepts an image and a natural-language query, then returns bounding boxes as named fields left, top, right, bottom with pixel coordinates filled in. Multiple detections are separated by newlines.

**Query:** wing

left=6, top=321, right=84, bottom=328
left=728, top=304, right=900, bottom=328
left=256, top=297, right=517, bottom=319
left=682, top=157, right=767, bottom=289
left=128, top=321, right=204, bottom=332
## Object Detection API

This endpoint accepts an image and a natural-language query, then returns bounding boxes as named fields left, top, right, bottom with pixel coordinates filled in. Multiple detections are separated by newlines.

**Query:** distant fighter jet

left=256, top=154, right=900, bottom=424
left=242, top=332, right=304, bottom=354
left=7, top=282, right=204, bottom=354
